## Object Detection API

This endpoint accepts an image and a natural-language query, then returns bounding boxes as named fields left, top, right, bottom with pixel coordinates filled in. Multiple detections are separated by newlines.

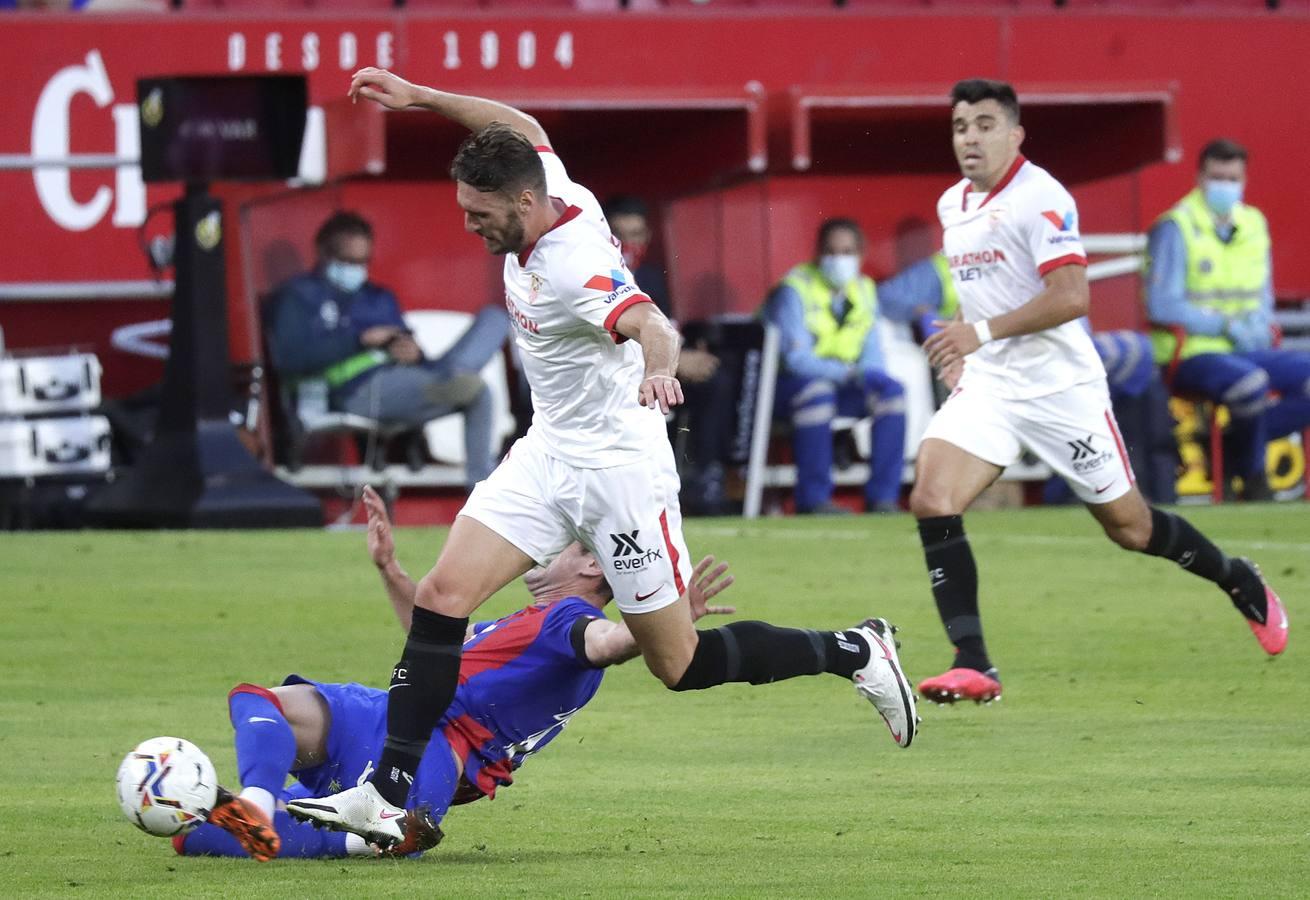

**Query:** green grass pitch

left=2, top=504, right=1307, bottom=898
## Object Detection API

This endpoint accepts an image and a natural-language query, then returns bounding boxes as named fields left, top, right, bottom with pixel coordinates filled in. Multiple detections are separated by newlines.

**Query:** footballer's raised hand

left=687, top=555, right=736, bottom=623
left=363, top=485, right=395, bottom=569
left=638, top=374, right=684, bottom=415
left=349, top=68, right=420, bottom=110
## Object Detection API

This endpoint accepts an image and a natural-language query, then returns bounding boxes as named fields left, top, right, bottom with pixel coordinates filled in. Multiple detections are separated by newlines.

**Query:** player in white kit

left=286, top=69, right=919, bottom=849
left=910, top=80, right=1287, bottom=705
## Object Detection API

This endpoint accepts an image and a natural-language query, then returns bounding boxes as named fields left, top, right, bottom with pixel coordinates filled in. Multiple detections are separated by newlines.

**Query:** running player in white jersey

left=910, top=79, right=1287, bottom=705
left=286, top=69, right=919, bottom=849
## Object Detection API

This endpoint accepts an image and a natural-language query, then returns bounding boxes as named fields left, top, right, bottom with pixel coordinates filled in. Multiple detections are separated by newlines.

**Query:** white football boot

left=285, top=782, right=408, bottom=848
left=849, top=618, right=918, bottom=748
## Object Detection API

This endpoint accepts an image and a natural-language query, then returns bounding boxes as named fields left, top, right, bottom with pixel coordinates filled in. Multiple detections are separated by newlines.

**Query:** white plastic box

left=0, top=416, right=112, bottom=478
left=0, top=353, right=102, bottom=416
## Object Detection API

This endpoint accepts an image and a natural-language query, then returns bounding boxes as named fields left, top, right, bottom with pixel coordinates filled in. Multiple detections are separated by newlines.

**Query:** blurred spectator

left=265, top=211, right=508, bottom=488
left=604, top=195, right=733, bottom=515
left=762, top=219, right=906, bottom=515
left=1145, top=138, right=1310, bottom=500
left=878, top=252, right=1179, bottom=504
left=603, top=196, right=671, bottom=317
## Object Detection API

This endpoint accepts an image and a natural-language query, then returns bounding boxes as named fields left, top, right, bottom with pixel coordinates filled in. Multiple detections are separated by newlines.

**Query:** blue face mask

left=324, top=259, right=368, bottom=294
left=1203, top=179, right=1244, bottom=217
left=818, top=253, right=861, bottom=289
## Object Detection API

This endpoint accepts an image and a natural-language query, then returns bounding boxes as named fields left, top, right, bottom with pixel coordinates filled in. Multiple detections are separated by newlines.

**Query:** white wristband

left=973, top=320, right=994, bottom=345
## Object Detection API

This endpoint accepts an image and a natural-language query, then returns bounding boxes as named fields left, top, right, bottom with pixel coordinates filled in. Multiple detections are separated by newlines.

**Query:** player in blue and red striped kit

left=180, top=487, right=736, bottom=861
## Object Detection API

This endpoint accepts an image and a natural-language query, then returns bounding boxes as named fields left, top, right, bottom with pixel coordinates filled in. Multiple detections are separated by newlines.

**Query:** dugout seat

left=403, top=309, right=517, bottom=469
left=740, top=318, right=941, bottom=517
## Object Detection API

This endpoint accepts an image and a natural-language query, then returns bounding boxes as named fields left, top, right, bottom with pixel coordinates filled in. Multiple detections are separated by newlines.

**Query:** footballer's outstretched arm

left=348, top=68, right=550, bottom=148
left=583, top=556, right=736, bottom=668
left=613, top=301, right=685, bottom=415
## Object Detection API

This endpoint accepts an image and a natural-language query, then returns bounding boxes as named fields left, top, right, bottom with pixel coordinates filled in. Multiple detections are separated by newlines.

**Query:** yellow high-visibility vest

left=780, top=262, right=878, bottom=364
left=931, top=252, right=959, bottom=319
left=1148, top=188, right=1269, bottom=363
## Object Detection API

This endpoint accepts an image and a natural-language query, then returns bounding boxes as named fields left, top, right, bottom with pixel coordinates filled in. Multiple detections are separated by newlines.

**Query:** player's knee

left=228, top=682, right=281, bottom=716
left=652, top=656, right=692, bottom=690
left=1221, top=369, right=1270, bottom=419
left=665, top=629, right=727, bottom=692
left=414, top=572, right=474, bottom=617
left=909, top=483, right=958, bottom=518
left=1104, top=517, right=1151, bottom=551
left=790, top=380, right=837, bottom=429
left=644, top=641, right=695, bottom=689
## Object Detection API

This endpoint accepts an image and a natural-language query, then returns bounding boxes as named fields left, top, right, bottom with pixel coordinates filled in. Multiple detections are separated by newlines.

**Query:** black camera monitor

left=137, top=75, right=308, bottom=183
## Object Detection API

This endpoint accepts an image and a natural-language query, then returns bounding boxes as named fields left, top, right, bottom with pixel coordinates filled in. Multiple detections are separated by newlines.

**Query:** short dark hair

left=602, top=195, right=650, bottom=221
left=950, top=78, right=1021, bottom=124
left=315, top=210, right=373, bottom=256
left=816, top=217, right=865, bottom=254
left=1198, top=138, right=1248, bottom=170
left=450, top=122, right=547, bottom=196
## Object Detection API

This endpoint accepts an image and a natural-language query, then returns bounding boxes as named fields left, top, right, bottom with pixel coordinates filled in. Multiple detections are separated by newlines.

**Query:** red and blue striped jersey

left=440, top=597, right=606, bottom=798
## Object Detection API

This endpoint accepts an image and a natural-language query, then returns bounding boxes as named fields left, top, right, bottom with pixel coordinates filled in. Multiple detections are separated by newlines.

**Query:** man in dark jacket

left=267, top=211, right=508, bottom=486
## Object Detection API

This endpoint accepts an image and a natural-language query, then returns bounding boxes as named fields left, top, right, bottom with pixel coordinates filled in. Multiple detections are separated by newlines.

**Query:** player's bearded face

left=458, top=184, right=528, bottom=255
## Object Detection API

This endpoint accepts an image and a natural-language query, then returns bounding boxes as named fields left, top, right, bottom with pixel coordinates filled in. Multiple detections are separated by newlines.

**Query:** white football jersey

left=502, top=148, right=664, bottom=467
left=938, top=155, right=1104, bottom=400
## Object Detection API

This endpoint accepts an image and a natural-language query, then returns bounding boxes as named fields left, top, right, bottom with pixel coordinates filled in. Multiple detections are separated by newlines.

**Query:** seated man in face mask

left=762, top=219, right=907, bottom=515
left=1146, top=138, right=1310, bottom=501
left=267, top=211, right=509, bottom=487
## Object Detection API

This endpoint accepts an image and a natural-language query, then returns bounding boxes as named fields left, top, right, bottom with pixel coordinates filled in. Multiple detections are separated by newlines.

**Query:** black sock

left=821, top=628, right=874, bottom=679
left=670, top=621, right=869, bottom=691
left=918, top=515, right=990, bottom=672
left=372, top=607, right=468, bottom=807
left=1143, top=507, right=1266, bottom=621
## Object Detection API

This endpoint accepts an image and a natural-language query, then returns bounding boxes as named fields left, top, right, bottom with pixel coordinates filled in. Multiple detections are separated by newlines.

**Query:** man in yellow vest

left=763, top=219, right=906, bottom=514
left=1146, top=138, right=1310, bottom=500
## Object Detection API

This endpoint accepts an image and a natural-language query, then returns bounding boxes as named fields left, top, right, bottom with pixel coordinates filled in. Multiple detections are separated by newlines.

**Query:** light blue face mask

left=324, top=259, right=368, bottom=294
left=818, top=253, right=861, bottom=289
left=1203, top=179, right=1244, bottom=217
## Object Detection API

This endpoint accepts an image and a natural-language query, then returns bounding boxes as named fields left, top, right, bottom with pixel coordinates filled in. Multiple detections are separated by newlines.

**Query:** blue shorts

left=280, top=675, right=461, bottom=822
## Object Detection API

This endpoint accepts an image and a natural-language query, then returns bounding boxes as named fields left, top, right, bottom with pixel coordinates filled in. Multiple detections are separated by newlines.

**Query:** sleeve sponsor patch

left=1041, top=210, right=1075, bottom=231
left=583, top=270, right=628, bottom=292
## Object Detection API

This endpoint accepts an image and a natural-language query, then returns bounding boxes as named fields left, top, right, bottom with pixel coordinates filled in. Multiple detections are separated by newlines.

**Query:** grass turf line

left=1, top=504, right=1306, bottom=897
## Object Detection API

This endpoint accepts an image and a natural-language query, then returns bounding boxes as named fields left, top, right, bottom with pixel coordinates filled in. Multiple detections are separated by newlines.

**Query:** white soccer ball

left=115, top=736, right=218, bottom=837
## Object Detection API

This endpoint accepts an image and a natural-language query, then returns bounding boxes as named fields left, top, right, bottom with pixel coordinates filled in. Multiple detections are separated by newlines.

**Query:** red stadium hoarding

left=2, top=16, right=396, bottom=285
left=3, top=9, right=1309, bottom=396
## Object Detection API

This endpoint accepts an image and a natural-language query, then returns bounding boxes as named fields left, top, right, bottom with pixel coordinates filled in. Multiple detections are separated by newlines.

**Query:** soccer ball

left=115, top=736, right=218, bottom=837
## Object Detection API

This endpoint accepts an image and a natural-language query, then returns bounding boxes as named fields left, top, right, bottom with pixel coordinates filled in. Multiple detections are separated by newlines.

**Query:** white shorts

left=921, top=378, right=1136, bottom=504
left=458, top=434, right=692, bottom=615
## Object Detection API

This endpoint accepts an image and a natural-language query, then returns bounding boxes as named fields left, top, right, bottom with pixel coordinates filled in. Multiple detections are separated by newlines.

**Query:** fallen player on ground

left=177, top=486, right=736, bottom=860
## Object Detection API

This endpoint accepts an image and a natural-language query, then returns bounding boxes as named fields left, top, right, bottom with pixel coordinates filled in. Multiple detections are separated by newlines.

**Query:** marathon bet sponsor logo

left=951, top=248, right=1007, bottom=283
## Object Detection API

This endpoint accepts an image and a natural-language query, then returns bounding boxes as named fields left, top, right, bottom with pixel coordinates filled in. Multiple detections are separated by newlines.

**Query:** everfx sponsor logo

left=610, top=530, right=663, bottom=571
left=1068, top=434, right=1112, bottom=473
